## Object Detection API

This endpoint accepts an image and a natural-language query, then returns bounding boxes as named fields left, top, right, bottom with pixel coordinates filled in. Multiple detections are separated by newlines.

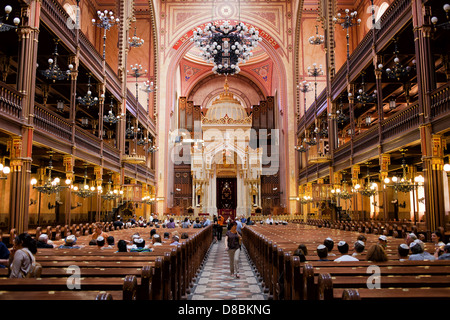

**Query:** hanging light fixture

left=39, top=39, right=73, bottom=83
left=356, top=72, right=377, bottom=106
left=77, top=74, right=99, bottom=108
left=384, top=150, right=419, bottom=193
left=72, top=165, right=95, bottom=198
left=137, top=127, right=146, bottom=146
left=128, top=24, right=145, bottom=48
left=378, top=39, right=416, bottom=82
left=125, top=116, right=135, bottom=140
left=101, top=175, right=119, bottom=201
left=191, top=1, right=262, bottom=76
left=147, top=137, right=158, bottom=153
left=0, top=5, right=20, bottom=32
left=31, top=152, right=70, bottom=194
left=308, top=11, right=324, bottom=46
left=355, top=164, right=378, bottom=197
left=103, top=98, right=122, bottom=125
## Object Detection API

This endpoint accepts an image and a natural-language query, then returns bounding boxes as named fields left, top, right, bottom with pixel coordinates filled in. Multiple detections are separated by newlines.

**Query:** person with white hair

left=36, top=234, right=54, bottom=248
left=405, top=232, right=417, bottom=246
left=409, top=240, right=435, bottom=261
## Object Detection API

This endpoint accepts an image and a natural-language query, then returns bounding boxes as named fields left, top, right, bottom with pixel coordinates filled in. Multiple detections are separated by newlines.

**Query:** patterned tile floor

left=188, top=239, right=268, bottom=300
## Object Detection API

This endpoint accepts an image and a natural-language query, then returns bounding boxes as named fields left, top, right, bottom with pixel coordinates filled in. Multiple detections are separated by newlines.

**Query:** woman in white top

left=431, top=231, right=445, bottom=249
left=9, top=233, right=38, bottom=278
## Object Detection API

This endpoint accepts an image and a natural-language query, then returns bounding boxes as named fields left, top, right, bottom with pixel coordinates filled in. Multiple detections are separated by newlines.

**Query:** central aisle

left=188, top=239, right=267, bottom=300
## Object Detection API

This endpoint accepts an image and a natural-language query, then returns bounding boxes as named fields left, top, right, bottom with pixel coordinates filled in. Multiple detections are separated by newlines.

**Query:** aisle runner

left=188, top=240, right=267, bottom=300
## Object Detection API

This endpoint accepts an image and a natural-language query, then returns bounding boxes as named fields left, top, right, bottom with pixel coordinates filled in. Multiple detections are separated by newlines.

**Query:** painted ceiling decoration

left=172, top=20, right=279, bottom=51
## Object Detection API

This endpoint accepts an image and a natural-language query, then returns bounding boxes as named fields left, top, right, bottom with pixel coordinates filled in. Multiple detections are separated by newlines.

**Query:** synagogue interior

left=0, top=0, right=449, bottom=302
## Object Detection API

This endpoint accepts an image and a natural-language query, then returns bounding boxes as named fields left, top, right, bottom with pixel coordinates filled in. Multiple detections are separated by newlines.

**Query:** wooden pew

left=0, top=224, right=213, bottom=300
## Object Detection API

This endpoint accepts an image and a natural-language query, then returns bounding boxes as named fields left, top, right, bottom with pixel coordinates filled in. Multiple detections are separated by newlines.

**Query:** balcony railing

left=75, top=127, right=101, bottom=155
left=0, top=82, right=23, bottom=121
left=41, top=0, right=77, bottom=50
left=34, top=104, right=72, bottom=141
left=381, top=102, right=420, bottom=140
left=430, top=82, right=450, bottom=119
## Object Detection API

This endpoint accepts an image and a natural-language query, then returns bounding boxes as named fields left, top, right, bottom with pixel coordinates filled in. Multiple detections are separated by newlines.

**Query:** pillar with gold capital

left=422, top=132, right=446, bottom=233
left=94, top=166, right=103, bottom=222
left=7, top=137, right=31, bottom=234
left=351, top=164, right=360, bottom=219
left=380, top=154, right=390, bottom=221
left=63, top=155, right=74, bottom=225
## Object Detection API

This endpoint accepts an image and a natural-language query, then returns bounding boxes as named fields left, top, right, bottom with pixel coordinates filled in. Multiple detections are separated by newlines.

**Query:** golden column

left=379, top=154, right=390, bottom=221
left=94, top=166, right=103, bottom=222
left=7, top=137, right=30, bottom=234
left=63, top=155, right=74, bottom=226
left=422, top=132, right=446, bottom=233
left=351, top=164, right=360, bottom=219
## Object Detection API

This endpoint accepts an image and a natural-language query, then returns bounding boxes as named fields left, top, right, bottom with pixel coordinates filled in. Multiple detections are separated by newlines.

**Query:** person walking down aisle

left=225, top=221, right=242, bottom=278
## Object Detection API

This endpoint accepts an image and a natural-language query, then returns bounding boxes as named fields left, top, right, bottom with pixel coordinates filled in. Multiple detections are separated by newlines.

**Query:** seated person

left=378, top=235, right=388, bottom=249
left=323, top=238, right=336, bottom=256
left=152, top=234, right=163, bottom=246
left=181, top=217, right=191, bottom=228
left=96, top=236, right=105, bottom=249
left=316, top=244, right=329, bottom=261
left=397, top=243, right=410, bottom=261
left=166, top=218, right=176, bottom=229
left=352, top=240, right=365, bottom=258
left=130, top=237, right=152, bottom=252
left=170, top=235, right=180, bottom=246
left=91, top=223, right=109, bottom=241
left=58, top=235, right=82, bottom=249
left=193, top=218, right=203, bottom=228
left=334, top=241, right=359, bottom=261
left=113, top=216, right=124, bottom=229
left=100, top=236, right=115, bottom=250
left=293, top=249, right=306, bottom=262
left=436, top=243, right=450, bottom=260
left=181, top=232, right=189, bottom=240
left=36, top=234, right=54, bottom=248
left=265, top=215, right=274, bottom=225
left=409, top=240, right=435, bottom=261
left=116, top=240, right=128, bottom=253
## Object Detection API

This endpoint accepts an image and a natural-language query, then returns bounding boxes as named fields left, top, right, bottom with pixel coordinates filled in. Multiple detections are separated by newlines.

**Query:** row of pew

left=0, top=224, right=213, bottom=300
left=305, top=219, right=447, bottom=241
left=242, top=223, right=450, bottom=300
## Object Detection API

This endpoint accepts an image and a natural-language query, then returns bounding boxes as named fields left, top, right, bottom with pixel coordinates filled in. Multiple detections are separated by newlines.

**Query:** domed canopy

left=205, top=79, right=248, bottom=121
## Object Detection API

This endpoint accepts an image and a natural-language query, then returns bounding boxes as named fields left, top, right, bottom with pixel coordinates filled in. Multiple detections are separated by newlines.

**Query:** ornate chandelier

left=384, top=150, right=419, bottom=193
left=73, top=165, right=96, bottom=198
left=77, top=74, right=99, bottom=108
left=308, top=16, right=324, bottom=45
left=378, top=39, right=416, bottom=82
left=356, top=72, right=377, bottom=105
left=128, top=25, right=144, bottom=48
left=31, top=153, right=70, bottom=194
left=355, top=165, right=378, bottom=197
left=103, top=99, right=122, bottom=125
left=191, top=20, right=262, bottom=75
left=39, top=40, right=73, bottom=83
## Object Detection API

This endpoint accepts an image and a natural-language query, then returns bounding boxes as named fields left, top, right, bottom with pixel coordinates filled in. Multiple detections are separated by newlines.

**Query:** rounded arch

left=164, top=20, right=288, bottom=117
